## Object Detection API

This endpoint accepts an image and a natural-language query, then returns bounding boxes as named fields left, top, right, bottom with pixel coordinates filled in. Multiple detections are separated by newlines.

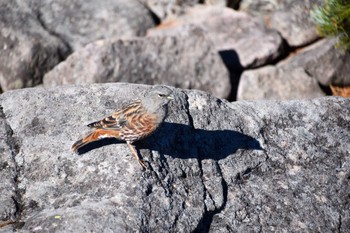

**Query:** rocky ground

left=1, top=0, right=350, bottom=98
left=0, top=84, right=349, bottom=232
left=0, top=0, right=350, bottom=232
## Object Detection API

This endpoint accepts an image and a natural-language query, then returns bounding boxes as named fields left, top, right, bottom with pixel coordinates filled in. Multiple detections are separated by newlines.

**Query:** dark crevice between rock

left=198, top=0, right=240, bottom=9
left=193, top=161, right=228, bottom=233
left=228, top=0, right=241, bottom=10
left=0, top=106, right=25, bottom=229
left=220, top=31, right=323, bottom=101
left=318, top=83, right=333, bottom=96
left=268, top=35, right=323, bottom=68
left=266, top=36, right=291, bottom=66
left=139, top=1, right=161, bottom=26
left=218, top=50, right=244, bottom=102
left=290, top=37, right=323, bottom=51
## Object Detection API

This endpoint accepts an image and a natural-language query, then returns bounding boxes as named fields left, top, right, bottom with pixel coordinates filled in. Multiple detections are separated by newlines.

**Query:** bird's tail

left=71, top=129, right=120, bottom=152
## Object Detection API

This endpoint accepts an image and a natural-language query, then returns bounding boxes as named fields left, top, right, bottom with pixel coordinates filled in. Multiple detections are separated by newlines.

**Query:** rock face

left=240, top=0, right=323, bottom=47
left=139, top=0, right=199, bottom=20
left=0, top=0, right=155, bottom=92
left=208, top=99, right=350, bottom=232
left=237, top=65, right=325, bottom=100
left=0, top=83, right=349, bottom=232
left=43, top=32, right=231, bottom=99
left=0, top=0, right=69, bottom=92
left=267, top=0, right=323, bottom=47
left=0, top=108, right=18, bottom=225
left=1, top=0, right=349, bottom=100
left=282, top=38, right=350, bottom=86
left=147, top=5, right=284, bottom=68
left=27, top=0, right=156, bottom=50
left=237, top=38, right=350, bottom=100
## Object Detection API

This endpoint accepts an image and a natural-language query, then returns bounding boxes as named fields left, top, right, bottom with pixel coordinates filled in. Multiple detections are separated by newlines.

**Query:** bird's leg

left=127, top=141, right=146, bottom=169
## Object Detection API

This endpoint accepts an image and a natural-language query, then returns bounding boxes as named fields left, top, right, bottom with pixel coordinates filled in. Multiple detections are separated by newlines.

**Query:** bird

left=71, top=85, right=173, bottom=169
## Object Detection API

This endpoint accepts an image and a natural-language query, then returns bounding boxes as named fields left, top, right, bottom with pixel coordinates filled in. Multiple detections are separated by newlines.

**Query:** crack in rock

left=194, top=161, right=228, bottom=233
left=181, top=93, right=229, bottom=232
left=0, top=105, right=24, bottom=228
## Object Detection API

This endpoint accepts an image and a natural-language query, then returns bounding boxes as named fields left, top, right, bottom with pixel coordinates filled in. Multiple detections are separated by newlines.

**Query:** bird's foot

left=138, top=159, right=147, bottom=170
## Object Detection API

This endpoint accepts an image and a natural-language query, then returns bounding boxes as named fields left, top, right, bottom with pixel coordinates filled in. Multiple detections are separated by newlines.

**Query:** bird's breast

left=120, top=111, right=160, bottom=142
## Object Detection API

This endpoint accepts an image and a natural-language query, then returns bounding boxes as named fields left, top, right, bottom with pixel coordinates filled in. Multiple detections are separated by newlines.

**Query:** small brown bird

left=72, top=86, right=173, bottom=168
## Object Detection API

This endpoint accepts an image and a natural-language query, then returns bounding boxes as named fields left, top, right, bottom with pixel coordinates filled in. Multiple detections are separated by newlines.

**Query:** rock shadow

left=137, top=122, right=262, bottom=161
left=74, top=122, right=262, bottom=161
left=74, top=137, right=123, bottom=155
left=218, top=50, right=244, bottom=101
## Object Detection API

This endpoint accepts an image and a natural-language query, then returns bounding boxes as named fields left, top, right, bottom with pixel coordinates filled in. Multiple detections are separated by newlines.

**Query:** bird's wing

left=87, top=100, right=142, bottom=129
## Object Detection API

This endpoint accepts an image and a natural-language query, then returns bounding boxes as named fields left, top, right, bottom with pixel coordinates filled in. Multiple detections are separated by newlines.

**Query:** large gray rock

left=0, top=0, right=69, bottom=91
left=208, top=97, right=350, bottom=232
left=237, top=38, right=350, bottom=101
left=237, top=65, right=325, bottom=100
left=27, top=0, right=156, bottom=50
left=0, top=84, right=207, bottom=232
left=43, top=33, right=231, bottom=99
left=0, top=83, right=349, bottom=232
left=281, top=38, right=350, bottom=86
left=147, top=5, right=283, bottom=68
left=240, top=0, right=323, bottom=47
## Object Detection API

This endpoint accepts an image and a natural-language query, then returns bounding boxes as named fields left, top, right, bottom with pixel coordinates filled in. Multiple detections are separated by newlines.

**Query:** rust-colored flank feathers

left=72, top=86, right=173, bottom=168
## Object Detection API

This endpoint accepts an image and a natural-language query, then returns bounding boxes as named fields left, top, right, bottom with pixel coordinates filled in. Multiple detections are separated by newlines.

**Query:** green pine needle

left=311, top=0, right=350, bottom=49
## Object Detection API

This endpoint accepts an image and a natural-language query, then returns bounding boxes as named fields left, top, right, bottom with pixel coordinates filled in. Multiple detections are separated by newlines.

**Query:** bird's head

left=143, top=85, right=174, bottom=114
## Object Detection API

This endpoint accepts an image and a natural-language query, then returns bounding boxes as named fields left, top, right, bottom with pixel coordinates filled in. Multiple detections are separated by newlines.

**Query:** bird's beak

left=167, top=95, right=174, bottom=100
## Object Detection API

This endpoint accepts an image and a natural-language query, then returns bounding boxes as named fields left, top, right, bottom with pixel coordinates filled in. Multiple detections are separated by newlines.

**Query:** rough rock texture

left=147, top=5, right=283, bottom=68
left=0, top=83, right=349, bottom=232
left=208, top=97, right=350, bottom=232
left=203, top=0, right=239, bottom=8
left=237, top=38, right=350, bottom=100
left=27, top=0, right=156, bottom=50
left=237, top=65, right=325, bottom=100
left=139, top=0, right=199, bottom=20
left=140, top=0, right=239, bottom=20
left=239, top=0, right=280, bottom=15
left=0, top=107, right=18, bottom=227
left=0, top=0, right=156, bottom=92
left=43, top=33, right=231, bottom=99
left=0, top=0, right=69, bottom=91
left=240, top=0, right=322, bottom=47
left=281, top=38, right=350, bottom=86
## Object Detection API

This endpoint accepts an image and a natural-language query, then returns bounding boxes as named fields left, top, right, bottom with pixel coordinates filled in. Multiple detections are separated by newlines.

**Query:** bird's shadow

left=76, top=122, right=262, bottom=161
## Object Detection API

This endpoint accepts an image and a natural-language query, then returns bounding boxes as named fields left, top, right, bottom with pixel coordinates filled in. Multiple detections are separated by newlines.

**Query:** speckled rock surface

left=43, top=33, right=231, bottom=99
left=0, top=83, right=349, bottom=232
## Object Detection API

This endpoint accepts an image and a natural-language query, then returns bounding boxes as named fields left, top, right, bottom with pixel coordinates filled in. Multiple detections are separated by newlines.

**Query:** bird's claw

left=138, top=159, right=147, bottom=170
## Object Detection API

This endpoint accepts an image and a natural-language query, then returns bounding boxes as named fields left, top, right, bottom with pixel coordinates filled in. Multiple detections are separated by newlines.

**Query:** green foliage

left=311, top=0, right=350, bottom=49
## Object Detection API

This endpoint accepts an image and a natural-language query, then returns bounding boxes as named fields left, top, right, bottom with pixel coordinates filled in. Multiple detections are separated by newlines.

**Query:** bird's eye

left=158, top=94, right=166, bottom=97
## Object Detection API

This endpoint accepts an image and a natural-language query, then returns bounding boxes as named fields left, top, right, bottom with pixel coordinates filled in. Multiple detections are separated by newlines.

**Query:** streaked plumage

left=72, top=86, right=173, bottom=168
